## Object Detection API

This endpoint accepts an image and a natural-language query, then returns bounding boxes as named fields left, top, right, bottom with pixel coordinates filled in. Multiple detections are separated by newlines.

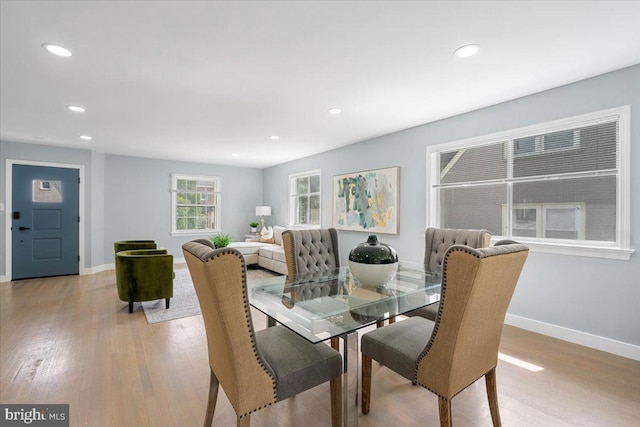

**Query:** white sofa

left=228, top=226, right=288, bottom=274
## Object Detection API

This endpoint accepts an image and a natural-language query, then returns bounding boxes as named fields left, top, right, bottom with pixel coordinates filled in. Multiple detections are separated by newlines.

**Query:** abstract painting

left=333, top=166, right=399, bottom=234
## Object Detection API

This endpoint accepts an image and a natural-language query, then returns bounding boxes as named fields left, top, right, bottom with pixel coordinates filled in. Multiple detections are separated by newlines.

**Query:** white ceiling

left=2, top=1, right=640, bottom=169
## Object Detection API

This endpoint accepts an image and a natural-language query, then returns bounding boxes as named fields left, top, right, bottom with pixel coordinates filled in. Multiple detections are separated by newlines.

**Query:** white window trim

left=288, top=169, right=322, bottom=228
left=170, top=173, right=222, bottom=236
left=426, top=105, right=633, bottom=260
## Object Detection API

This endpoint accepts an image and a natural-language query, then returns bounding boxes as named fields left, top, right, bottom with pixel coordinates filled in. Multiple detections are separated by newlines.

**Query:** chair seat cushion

left=405, top=302, right=439, bottom=321
left=361, top=316, right=435, bottom=381
left=255, top=325, right=342, bottom=401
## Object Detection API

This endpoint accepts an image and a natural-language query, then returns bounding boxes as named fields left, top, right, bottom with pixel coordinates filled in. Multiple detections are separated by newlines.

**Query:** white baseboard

left=505, top=313, right=640, bottom=361
left=82, top=265, right=108, bottom=275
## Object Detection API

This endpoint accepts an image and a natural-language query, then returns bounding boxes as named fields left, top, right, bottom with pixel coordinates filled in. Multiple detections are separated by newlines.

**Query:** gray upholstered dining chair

left=282, top=228, right=340, bottom=277
left=281, top=228, right=342, bottom=348
left=405, top=227, right=491, bottom=321
left=182, top=241, right=342, bottom=427
left=360, top=241, right=528, bottom=427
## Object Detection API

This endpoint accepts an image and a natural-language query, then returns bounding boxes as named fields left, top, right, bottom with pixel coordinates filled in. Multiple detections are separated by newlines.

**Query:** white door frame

left=3, top=159, right=85, bottom=282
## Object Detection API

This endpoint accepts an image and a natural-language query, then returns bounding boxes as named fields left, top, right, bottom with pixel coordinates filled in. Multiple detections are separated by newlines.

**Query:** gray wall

left=103, top=154, right=263, bottom=262
left=0, top=141, right=264, bottom=274
left=263, top=64, right=640, bottom=346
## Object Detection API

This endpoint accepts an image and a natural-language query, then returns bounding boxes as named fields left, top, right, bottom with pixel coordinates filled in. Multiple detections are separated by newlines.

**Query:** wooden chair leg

left=204, top=368, right=220, bottom=427
left=128, top=301, right=134, bottom=313
left=237, top=414, right=250, bottom=427
left=330, top=337, right=340, bottom=350
left=165, top=298, right=170, bottom=309
left=376, top=320, right=384, bottom=328
left=362, top=353, right=372, bottom=414
left=267, top=316, right=276, bottom=327
left=388, top=315, right=396, bottom=324
left=485, top=368, right=502, bottom=427
left=330, top=374, right=342, bottom=427
left=438, top=396, right=452, bottom=427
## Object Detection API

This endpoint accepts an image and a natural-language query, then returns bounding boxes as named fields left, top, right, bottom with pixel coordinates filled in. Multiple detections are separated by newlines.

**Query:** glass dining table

left=248, top=261, right=442, bottom=427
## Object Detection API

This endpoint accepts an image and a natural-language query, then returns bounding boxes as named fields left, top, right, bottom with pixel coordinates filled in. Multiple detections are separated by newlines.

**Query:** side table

left=244, top=233, right=260, bottom=242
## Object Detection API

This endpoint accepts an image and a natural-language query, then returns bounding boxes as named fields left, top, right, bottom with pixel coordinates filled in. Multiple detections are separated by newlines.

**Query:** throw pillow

left=260, top=226, right=274, bottom=243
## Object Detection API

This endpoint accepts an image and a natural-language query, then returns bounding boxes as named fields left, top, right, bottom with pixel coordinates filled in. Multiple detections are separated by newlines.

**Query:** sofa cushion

left=228, top=241, right=271, bottom=253
left=258, top=245, right=285, bottom=260
left=273, top=226, right=287, bottom=246
left=258, top=256, right=289, bottom=275
left=272, top=246, right=286, bottom=263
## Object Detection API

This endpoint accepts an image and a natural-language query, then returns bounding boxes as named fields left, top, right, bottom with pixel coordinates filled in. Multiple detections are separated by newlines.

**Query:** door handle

left=19, top=226, right=31, bottom=231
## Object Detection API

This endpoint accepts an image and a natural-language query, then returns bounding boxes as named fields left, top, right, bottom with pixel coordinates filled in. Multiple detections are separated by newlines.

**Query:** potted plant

left=209, top=233, right=233, bottom=248
left=249, top=222, right=259, bottom=233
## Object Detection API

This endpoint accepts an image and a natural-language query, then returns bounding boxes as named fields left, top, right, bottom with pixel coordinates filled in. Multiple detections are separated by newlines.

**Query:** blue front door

left=11, top=165, right=80, bottom=280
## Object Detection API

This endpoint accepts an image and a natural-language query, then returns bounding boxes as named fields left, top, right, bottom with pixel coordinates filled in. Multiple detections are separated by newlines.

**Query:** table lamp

left=255, top=206, right=271, bottom=231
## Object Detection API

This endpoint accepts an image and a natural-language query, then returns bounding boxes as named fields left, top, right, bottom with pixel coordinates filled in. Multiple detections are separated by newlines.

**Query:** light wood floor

left=1, top=268, right=639, bottom=427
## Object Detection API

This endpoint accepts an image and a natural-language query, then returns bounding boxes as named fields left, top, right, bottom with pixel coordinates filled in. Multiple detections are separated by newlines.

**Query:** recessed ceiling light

left=42, top=43, right=72, bottom=57
left=231, top=153, right=239, bottom=157
left=328, top=108, right=342, bottom=115
left=454, top=44, right=480, bottom=58
left=269, top=135, right=280, bottom=140
left=80, top=135, right=92, bottom=140
left=67, top=105, right=85, bottom=113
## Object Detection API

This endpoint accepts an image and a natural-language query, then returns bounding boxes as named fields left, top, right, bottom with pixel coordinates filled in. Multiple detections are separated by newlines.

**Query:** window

left=171, top=174, right=221, bottom=235
left=502, top=203, right=585, bottom=240
left=426, top=106, right=632, bottom=260
left=289, top=170, right=321, bottom=226
left=513, top=129, right=579, bottom=157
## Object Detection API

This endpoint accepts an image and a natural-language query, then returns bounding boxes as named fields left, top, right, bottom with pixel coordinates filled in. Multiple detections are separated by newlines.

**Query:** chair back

left=282, top=228, right=340, bottom=277
left=182, top=241, right=277, bottom=417
left=424, top=228, right=491, bottom=269
left=416, top=242, right=528, bottom=399
left=114, top=240, right=156, bottom=255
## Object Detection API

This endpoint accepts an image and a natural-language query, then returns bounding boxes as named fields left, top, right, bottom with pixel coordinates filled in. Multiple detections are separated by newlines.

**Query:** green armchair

left=114, top=240, right=157, bottom=253
left=115, top=248, right=174, bottom=313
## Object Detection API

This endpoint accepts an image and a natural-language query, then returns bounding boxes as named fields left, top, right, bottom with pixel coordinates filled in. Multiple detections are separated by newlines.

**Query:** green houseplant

left=249, top=222, right=260, bottom=233
left=209, top=233, right=232, bottom=248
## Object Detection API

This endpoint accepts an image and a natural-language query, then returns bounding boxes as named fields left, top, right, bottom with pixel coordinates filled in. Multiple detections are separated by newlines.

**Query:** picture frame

left=333, top=166, right=399, bottom=234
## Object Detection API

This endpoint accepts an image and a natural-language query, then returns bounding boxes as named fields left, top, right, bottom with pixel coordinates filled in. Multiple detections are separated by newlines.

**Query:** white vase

left=348, top=261, right=398, bottom=287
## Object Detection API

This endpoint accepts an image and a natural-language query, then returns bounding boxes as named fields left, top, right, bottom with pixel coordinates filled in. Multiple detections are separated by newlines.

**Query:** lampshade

left=255, top=206, right=271, bottom=216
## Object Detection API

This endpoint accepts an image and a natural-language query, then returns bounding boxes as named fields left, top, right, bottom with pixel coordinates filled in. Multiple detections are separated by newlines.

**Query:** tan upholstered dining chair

left=361, top=241, right=529, bottom=427
left=182, top=241, right=342, bottom=427
left=405, top=227, right=491, bottom=321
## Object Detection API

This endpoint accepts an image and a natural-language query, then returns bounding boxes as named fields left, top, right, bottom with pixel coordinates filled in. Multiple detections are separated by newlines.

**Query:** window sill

left=492, top=238, right=634, bottom=260
left=171, top=230, right=218, bottom=237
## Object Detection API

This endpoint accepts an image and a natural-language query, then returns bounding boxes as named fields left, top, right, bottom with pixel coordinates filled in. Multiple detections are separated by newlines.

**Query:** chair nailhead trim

left=415, top=246, right=479, bottom=383
left=211, top=248, right=278, bottom=416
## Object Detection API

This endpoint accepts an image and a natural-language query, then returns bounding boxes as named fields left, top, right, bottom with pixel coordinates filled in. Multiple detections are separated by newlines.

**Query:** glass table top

left=248, top=261, right=441, bottom=343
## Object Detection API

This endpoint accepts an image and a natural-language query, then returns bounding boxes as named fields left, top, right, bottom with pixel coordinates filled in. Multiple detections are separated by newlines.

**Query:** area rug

left=141, top=267, right=278, bottom=324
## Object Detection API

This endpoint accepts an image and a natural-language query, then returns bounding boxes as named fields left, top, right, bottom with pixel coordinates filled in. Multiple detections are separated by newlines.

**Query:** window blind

left=430, top=110, right=624, bottom=247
